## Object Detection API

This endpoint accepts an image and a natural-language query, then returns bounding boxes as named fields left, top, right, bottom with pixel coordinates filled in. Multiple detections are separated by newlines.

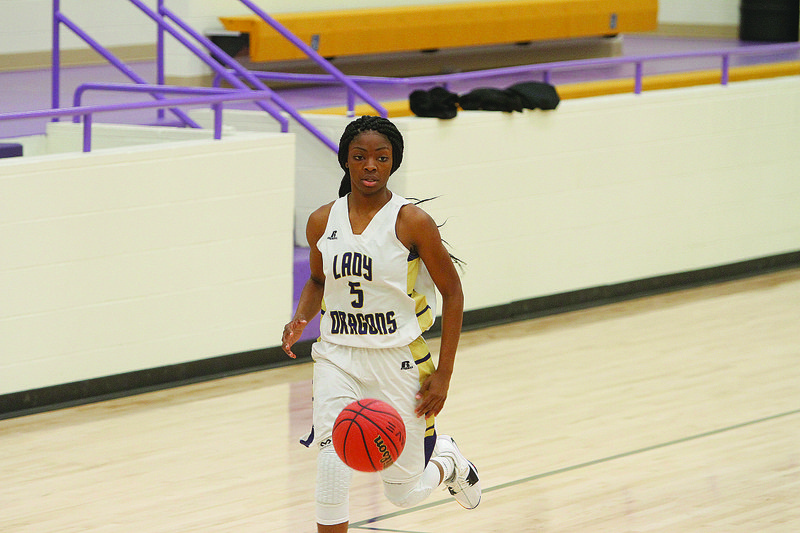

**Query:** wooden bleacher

left=219, top=0, right=659, bottom=64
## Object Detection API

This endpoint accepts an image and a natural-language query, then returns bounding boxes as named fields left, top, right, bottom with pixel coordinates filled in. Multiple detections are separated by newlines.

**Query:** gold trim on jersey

left=407, top=256, right=434, bottom=333
left=409, top=335, right=437, bottom=437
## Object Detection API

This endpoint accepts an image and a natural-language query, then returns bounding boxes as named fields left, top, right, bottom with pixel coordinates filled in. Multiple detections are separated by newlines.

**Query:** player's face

left=347, top=130, right=393, bottom=196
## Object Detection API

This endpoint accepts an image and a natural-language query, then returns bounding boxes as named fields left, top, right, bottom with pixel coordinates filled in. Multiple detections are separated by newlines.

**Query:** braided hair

left=337, top=116, right=404, bottom=197
left=335, top=116, right=464, bottom=268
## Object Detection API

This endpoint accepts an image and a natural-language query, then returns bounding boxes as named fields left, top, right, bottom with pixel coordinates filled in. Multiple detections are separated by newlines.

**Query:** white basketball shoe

left=435, top=435, right=481, bottom=509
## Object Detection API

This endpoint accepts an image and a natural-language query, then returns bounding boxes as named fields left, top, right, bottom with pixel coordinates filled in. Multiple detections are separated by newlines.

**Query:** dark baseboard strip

left=0, top=340, right=315, bottom=421
left=2, top=251, right=798, bottom=420
left=457, top=251, right=800, bottom=332
left=450, top=252, right=800, bottom=330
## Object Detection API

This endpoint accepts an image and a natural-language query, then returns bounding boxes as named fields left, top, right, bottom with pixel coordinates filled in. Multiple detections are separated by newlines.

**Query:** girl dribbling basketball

left=281, top=116, right=481, bottom=532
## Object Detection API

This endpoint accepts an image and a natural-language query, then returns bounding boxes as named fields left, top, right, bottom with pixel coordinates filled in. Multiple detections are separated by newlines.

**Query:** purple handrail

left=127, top=0, right=289, bottom=131
left=50, top=0, right=342, bottom=152
left=41, top=2, right=800, bottom=153
left=51, top=0, right=60, bottom=113
left=429, top=43, right=795, bottom=90
left=70, top=82, right=288, bottom=139
left=234, top=0, right=387, bottom=119
left=52, top=0, right=199, bottom=128
left=156, top=0, right=167, bottom=121
left=216, top=41, right=800, bottom=110
left=71, top=83, right=246, bottom=131
left=73, top=83, right=233, bottom=112
left=0, top=90, right=276, bottom=152
left=138, top=0, right=341, bottom=151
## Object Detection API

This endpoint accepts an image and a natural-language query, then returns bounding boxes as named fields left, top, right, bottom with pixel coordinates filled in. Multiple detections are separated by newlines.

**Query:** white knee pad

left=316, top=444, right=353, bottom=526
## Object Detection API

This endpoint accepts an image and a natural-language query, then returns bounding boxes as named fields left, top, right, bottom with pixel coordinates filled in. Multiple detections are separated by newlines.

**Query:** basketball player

left=282, top=116, right=481, bottom=532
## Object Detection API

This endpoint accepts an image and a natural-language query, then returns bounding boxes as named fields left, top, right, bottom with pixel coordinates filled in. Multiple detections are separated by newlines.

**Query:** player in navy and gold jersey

left=282, top=116, right=480, bottom=532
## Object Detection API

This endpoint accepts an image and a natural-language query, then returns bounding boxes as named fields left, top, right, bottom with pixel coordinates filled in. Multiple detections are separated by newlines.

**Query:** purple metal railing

left=127, top=0, right=289, bottom=130
left=233, top=0, right=387, bottom=119
left=72, top=83, right=232, bottom=112
left=52, top=0, right=199, bottom=128
left=0, top=90, right=276, bottom=152
left=25, top=2, right=800, bottom=155
left=50, top=0, right=353, bottom=152
left=156, top=0, right=167, bottom=121
left=214, top=41, right=800, bottom=115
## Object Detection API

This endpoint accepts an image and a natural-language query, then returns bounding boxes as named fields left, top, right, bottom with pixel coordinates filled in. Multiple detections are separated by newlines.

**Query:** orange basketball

left=332, top=399, right=406, bottom=472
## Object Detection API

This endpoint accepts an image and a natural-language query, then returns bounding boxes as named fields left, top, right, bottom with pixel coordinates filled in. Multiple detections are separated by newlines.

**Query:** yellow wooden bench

left=219, top=0, right=658, bottom=63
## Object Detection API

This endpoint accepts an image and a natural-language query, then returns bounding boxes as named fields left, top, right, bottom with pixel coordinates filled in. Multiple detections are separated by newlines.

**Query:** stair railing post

left=157, top=0, right=166, bottom=120
left=82, top=113, right=92, bottom=152
left=52, top=0, right=61, bottom=116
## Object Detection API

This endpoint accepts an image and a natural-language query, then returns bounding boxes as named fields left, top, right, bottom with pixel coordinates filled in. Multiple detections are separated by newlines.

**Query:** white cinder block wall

left=391, top=78, right=800, bottom=310
left=187, top=109, right=343, bottom=246
left=658, top=0, right=741, bottom=26
left=0, top=133, right=295, bottom=395
left=0, top=0, right=158, bottom=55
left=5, top=77, right=796, bottom=397
left=214, top=77, right=800, bottom=315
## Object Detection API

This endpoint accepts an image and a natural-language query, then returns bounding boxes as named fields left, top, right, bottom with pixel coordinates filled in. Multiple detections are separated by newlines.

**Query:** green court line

left=350, top=407, right=800, bottom=531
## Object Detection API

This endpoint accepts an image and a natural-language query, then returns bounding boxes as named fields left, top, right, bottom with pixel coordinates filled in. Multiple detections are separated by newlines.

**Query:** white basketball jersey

left=317, top=194, right=436, bottom=348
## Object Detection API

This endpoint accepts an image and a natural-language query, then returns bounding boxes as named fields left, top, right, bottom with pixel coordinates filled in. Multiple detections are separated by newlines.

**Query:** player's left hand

left=415, top=370, right=450, bottom=418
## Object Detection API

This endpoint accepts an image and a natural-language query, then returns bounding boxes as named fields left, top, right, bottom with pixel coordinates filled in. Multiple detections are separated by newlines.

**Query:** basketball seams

left=355, top=399, right=405, bottom=451
left=332, top=399, right=406, bottom=472
left=356, top=415, right=404, bottom=456
left=358, top=403, right=404, bottom=423
left=336, top=414, right=399, bottom=468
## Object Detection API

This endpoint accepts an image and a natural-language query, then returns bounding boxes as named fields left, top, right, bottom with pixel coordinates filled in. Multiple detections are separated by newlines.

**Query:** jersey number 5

left=348, top=281, right=364, bottom=308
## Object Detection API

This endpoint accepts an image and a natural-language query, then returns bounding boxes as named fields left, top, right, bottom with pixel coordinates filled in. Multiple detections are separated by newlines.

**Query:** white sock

left=430, top=456, right=456, bottom=484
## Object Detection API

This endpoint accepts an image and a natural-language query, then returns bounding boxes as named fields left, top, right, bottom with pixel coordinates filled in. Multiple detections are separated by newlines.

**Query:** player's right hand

left=281, top=319, right=307, bottom=359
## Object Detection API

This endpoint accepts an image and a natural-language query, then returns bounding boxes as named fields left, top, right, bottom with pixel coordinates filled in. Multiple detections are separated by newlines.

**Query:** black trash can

left=740, top=0, right=800, bottom=42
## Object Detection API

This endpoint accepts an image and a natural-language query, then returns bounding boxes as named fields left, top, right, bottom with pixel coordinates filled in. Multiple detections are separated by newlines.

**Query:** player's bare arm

left=282, top=204, right=332, bottom=358
left=397, top=204, right=464, bottom=418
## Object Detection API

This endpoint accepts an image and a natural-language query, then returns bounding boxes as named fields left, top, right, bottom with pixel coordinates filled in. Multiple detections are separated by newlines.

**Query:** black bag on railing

left=409, top=87, right=459, bottom=119
left=409, top=81, right=560, bottom=118
left=458, top=87, right=524, bottom=112
left=505, top=81, right=561, bottom=110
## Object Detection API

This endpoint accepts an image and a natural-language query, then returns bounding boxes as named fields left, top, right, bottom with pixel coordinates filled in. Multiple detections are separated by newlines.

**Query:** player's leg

left=371, top=338, right=449, bottom=507
left=378, top=337, right=481, bottom=509
left=383, top=460, right=443, bottom=508
left=382, top=434, right=481, bottom=509
left=316, top=444, right=352, bottom=533
left=312, top=342, right=361, bottom=530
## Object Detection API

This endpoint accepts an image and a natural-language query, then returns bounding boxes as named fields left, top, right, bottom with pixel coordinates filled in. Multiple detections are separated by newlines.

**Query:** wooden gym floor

left=2, top=268, right=799, bottom=532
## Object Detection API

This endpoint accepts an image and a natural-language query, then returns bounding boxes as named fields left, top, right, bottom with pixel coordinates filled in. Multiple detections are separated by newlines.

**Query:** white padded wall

left=0, top=133, right=295, bottom=394
left=2, top=76, right=799, bottom=396
left=188, top=109, right=345, bottom=247
left=0, top=0, right=159, bottom=54
left=195, top=77, right=800, bottom=316
left=658, top=0, right=740, bottom=26
left=392, top=77, right=800, bottom=310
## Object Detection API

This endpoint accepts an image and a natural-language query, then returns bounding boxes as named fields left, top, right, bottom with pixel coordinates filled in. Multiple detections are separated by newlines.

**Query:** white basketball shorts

left=311, top=339, right=435, bottom=484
